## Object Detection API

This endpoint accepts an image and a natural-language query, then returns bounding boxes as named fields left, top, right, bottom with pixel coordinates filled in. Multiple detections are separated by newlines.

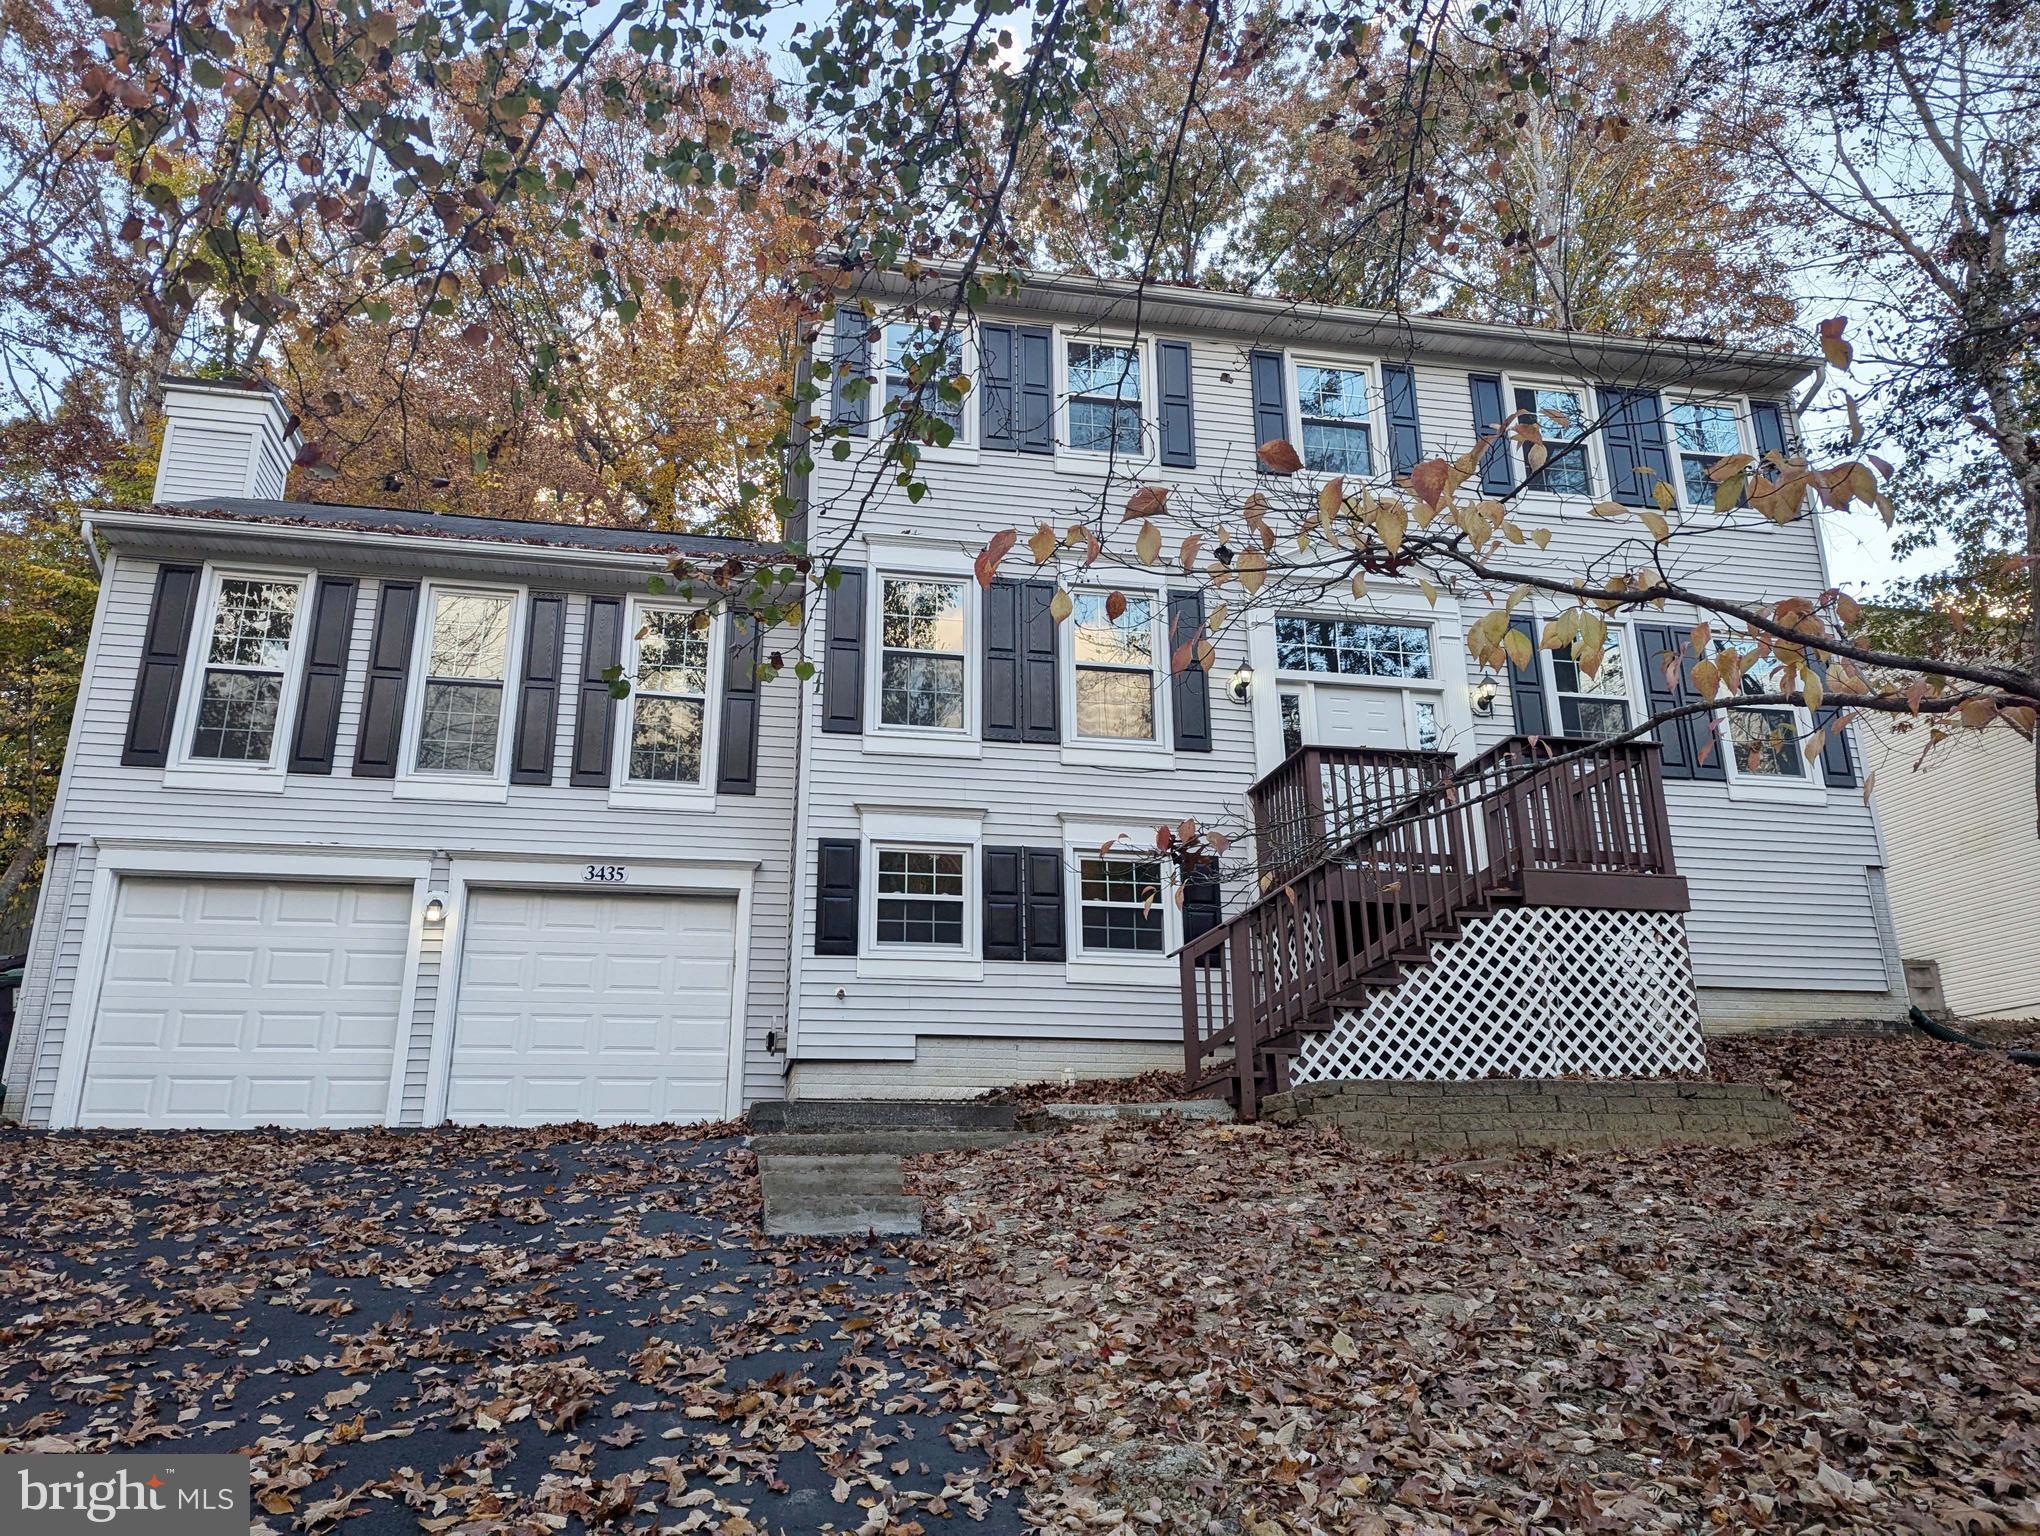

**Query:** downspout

left=80, top=518, right=105, bottom=578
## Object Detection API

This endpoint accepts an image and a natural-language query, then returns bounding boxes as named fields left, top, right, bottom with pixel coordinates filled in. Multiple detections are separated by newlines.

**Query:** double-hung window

left=882, top=321, right=968, bottom=445
left=878, top=577, right=967, bottom=731
left=1064, top=340, right=1143, bottom=455
left=1715, top=644, right=1807, bottom=780
left=413, top=587, right=516, bottom=777
left=873, top=847, right=968, bottom=947
left=186, top=574, right=306, bottom=765
left=1070, top=590, right=1160, bottom=743
left=1512, top=384, right=1594, bottom=496
left=625, top=606, right=713, bottom=786
left=1295, top=363, right=1374, bottom=476
left=1666, top=399, right=1744, bottom=508
left=1549, top=629, right=1632, bottom=739
left=1077, top=855, right=1165, bottom=955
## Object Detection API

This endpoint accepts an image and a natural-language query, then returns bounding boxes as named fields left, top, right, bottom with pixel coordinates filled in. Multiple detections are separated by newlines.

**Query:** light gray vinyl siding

left=36, top=552, right=798, bottom=1120
left=791, top=307, right=1901, bottom=1064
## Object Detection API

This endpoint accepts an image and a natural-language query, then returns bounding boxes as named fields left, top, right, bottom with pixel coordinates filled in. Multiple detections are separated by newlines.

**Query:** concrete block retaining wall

left=1262, top=1078, right=1794, bottom=1152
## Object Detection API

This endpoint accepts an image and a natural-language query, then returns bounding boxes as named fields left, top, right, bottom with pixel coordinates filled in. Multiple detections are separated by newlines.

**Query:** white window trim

left=163, top=562, right=318, bottom=794
left=854, top=807, right=985, bottom=980
left=1270, top=610, right=1449, bottom=752
left=1540, top=618, right=1641, bottom=741
left=607, top=596, right=723, bottom=811
left=874, top=315, right=979, bottom=460
left=1287, top=351, right=1387, bottom=484
left=1059, top=581, right=1174, bottom=767
left=1060, top=824, right=1181, bottom=987
left=1499, top=373, right=1605, bottom=502
left=864, top=565, right=981, bottom=757
left=1055, top=329, right=1157, bottom=472
left=394, top=580, right=526, bottom=804
left=1662, top=390, right=1755, bottom=512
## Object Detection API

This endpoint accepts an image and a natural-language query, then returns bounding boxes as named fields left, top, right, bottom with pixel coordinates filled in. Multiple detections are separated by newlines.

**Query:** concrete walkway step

left=747, top=1099, right=1018, bottom=1134
left=752, top=1129, right=1028, bottom=1159
left=762, top=1193, right=925, bottom=1239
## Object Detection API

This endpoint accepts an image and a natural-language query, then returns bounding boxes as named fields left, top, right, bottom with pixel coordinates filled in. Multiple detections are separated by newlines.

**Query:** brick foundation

left=1262, top=1078, right=1793, bottom=1152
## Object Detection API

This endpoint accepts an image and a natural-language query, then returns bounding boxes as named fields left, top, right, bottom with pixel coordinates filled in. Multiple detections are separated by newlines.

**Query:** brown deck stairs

left=1180, top=737, right=1690, bottom=1118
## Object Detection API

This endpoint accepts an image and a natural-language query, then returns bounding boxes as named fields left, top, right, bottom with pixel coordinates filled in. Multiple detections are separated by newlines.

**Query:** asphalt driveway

left=0, top=1125, right=1025, bottom=1533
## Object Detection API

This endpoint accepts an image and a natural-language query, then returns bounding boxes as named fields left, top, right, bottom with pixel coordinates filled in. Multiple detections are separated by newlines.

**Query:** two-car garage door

left=74, top=877, right=738, bottom=1129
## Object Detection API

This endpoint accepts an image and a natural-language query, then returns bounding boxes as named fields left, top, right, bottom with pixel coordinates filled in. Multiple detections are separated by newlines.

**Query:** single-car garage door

left=80, top=878, right=412, bottom=1128
left=445, top=887, right=738, bottom=1125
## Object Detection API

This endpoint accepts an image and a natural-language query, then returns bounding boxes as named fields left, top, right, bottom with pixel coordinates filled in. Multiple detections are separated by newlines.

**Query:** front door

left=1310, top=683, right=1411, bottom=750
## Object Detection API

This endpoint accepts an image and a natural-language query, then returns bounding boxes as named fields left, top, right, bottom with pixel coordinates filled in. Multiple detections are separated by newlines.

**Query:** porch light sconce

left=422, top=894, right=448, bottom=926
left=1470, top=675, right=1499, bottom=718
left=1228, top=663, right=1254, bottom=704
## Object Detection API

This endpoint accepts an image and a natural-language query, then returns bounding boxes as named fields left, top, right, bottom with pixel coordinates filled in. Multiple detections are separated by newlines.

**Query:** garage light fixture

left=422, top=894, right=448, bottom=926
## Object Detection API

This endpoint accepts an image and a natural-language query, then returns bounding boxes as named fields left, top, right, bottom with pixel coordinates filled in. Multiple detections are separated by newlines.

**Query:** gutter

left=84, top=506, right=735, bottom=577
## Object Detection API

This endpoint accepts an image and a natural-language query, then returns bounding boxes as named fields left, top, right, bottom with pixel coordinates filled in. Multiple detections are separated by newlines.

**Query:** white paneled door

left=80, top=878, right=412, bottom=1128
left=445, top=887, right=738, bottom=1125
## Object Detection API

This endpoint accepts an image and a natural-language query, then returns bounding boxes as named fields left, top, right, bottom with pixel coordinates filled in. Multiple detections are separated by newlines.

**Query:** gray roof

left=141, top=497, right=775, bottom=558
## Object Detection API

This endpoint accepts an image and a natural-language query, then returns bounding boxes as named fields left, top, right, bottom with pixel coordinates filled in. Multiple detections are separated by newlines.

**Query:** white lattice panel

left=1291, top=905, right=1705, bottom=1084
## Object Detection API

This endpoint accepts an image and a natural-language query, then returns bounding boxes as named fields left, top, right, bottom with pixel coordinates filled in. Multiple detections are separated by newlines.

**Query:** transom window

left=1513, top=385, right=1593, bottom=496
left=1065, top=341, right=1142, bottom=454
left=1667, top=400, right=1743, bottom=506
left=414, top=589, right=514, bottom=775
left=874, top=847, right=966, bottom=946
left=879, top=577, right=966, bottom=730
left=1274, top=616, right=1432, bottom=680
left=1550, top=630, right=1632, bottom=739
left=189, top=576, right=303, bottom=763
left=1078, top=856, right=1164, bottom=954
left=627, top=608, right=712, bottom=785
left=1716, top=645, right=1806, bottom=779
left=1296, top=364, right=1373, bottom=476
left=1071, top=591, right=1158, bottom=741
left=883, top=321, right=966, bottom=442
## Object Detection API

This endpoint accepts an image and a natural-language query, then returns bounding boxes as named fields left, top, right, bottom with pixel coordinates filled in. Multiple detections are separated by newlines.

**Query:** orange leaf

left=974, top=529, right=1017, bottom=587
left=1818, top=316, right=1852, bottom=371
left=1124, top=485, right=1170, bottom=520
left=1256, top=439, right=1302, bottom=475
left=1408, top=459, right=1448, bottom=509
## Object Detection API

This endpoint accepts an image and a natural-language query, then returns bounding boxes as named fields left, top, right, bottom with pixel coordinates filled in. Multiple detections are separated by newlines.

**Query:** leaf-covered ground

left=0, top=1127, right=1023, bottom=1534
left=915, top=1036, right=2040, bottom=1533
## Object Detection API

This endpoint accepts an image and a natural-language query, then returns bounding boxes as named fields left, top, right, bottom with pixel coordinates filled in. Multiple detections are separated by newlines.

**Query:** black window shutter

left=1157, top=339, right=1197, bottom=467
left=1182, top=860, right=1223, bottom=944
left=1749, top=399, right=1790, bottom=460
left=121, top=563, right=204, bottom=768
left=1381, top=362, right=1423, bottom=478
left=1505, top=615, right=1551, bottom=737
left=1016, top=326, right=1055, bottom=453
left=1467, top=373, right=1515, bottom=496
left=982, top=580, right=1022, bottom=742
left=979, top=323, right=1015, bottom=451
left=717, top=609, right=763, bottom=794
left=983, top=846, right=1026, bottom=960
left=1636, top=622, right=1725, bottom=782
left=815, top=838, right=860, bottom=955
left=1249, top=350, right=1288, bottom=464
left=1599, top=387, right=1672, bottom=507
left=1806, top=657, right=1858, bottom=788
left=1168, top=589, right=1212, bottom=752
left=505, top=591, right=566, bottom=785
left=351, top=580, right=419, bottom=778
left=829, top=307, right=870, bottom=435
left=570, top=595, right=623, bottom=787
left=1023, top=847, right=1066, bottom=962
left=821, top=567, right=866, bottom=734
left=1019, top=579, right=1060, bottom=743
left=287, top=575, right=360, bottom=775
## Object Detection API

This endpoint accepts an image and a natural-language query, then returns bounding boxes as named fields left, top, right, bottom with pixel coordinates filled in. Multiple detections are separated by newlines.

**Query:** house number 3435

left=582, top=864, right=628, bottom=884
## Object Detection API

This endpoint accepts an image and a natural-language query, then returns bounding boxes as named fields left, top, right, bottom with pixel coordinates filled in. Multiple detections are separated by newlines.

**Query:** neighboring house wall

left=4, top=528, right=800, bottom=1126
left=1863, top=721, right=2040, bottom=1020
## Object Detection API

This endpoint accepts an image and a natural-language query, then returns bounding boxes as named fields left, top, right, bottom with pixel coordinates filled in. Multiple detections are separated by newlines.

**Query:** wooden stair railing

left=1182, top=736, right=1687, bottom=1117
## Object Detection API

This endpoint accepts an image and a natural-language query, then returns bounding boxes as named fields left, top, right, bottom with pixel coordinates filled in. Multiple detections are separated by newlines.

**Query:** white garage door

left=446, top=887, right=738, bottom=1125
left=81, top=878, right=412, bottom=1128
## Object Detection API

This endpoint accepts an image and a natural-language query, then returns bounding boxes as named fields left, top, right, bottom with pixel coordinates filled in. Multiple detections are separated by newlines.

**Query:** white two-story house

left=0, top=271, right=1913, bottom=1129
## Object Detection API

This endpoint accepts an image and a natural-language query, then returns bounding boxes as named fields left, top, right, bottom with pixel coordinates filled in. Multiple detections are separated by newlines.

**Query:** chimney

left=152, top=376, right=302, bottom=505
